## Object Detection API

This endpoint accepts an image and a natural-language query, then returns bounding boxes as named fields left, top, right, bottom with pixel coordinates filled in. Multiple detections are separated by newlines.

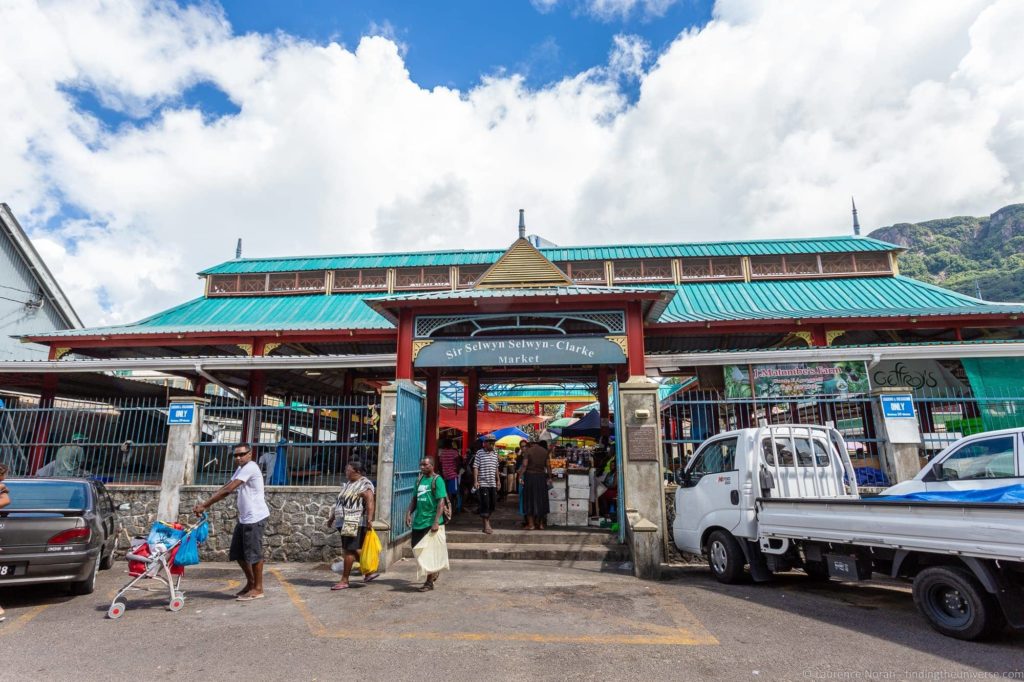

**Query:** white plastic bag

left=413, top=526, right=450, bottom=580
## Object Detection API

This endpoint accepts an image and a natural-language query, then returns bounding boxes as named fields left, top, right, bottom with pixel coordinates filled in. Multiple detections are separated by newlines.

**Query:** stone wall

left=110, top=485, right=344, bottom=563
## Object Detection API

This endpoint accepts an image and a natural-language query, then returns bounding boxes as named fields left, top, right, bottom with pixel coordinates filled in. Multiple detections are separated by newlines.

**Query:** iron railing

left=0, top=395, right=169, bottom=485
left=192, top=395, right=380, bottom=487
left=661, top=386, right=1024, bottom=488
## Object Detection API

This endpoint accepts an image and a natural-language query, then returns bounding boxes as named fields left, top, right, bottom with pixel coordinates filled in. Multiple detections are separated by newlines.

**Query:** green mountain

left=869, top=204, right=1024, bottom=303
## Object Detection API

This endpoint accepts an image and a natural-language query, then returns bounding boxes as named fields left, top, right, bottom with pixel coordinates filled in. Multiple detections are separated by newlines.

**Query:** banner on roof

left=724, top=361, right=870, bottom=398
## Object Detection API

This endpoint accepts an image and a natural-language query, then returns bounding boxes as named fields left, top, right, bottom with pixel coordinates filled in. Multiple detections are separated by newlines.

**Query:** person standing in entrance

left=194, top=444, right=270, bottom=601
left=473, top=435, right=500, bottom=534
left=437, top=438, right=462, bottom=513
left=518, top=439, right=551, bottom=530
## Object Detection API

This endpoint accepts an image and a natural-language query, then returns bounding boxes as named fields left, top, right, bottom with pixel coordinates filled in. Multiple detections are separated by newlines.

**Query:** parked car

left=881, top=427, right=1024, bottom=496
left=0, top=478, right=125, bottom=594
left=672, top=425, right=1024, bottom=640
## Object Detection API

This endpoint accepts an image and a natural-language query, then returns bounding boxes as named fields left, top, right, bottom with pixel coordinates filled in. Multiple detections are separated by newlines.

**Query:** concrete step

left=402, top=542, right=630, bottom=563
left=444, top=528, right=618, bottom=547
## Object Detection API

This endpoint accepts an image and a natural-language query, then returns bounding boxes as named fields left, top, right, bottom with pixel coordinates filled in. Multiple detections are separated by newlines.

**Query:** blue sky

left=213, top=0, right=713, bottom=90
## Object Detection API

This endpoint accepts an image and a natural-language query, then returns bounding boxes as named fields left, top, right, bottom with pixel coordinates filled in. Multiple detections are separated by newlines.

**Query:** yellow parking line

left=0, top=604, right=51, bottom=636
left=270, top=568, right=717, bottom=646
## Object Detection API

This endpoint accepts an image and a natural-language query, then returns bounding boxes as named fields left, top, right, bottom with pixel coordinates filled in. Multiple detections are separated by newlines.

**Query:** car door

left=674, top=436, right=740, bottom=554
left=924, top=433, right=1021, bottom=493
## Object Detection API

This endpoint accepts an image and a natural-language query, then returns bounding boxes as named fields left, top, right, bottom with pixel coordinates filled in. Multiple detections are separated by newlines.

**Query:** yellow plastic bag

left=359, top=528, right=382, bottom=575
left=413, top=526, right=449, bottom=580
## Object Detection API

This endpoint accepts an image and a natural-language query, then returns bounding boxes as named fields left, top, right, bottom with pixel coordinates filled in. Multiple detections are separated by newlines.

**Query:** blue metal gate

left=390, top=383, right=425, bottom=539
left=611, top=379, right=626, bottom=543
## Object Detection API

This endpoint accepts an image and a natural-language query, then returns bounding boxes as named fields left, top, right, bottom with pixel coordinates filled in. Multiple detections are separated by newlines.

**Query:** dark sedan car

left=0, top=478, right=122, bottom=595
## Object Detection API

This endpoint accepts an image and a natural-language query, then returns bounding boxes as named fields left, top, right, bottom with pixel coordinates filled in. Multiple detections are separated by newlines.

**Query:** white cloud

left=1, top=0, right=1022, bottom=325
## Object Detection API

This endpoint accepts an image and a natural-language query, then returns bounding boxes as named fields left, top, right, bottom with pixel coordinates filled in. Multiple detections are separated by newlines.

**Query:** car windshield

left=2, top=481, right=90, bottom=510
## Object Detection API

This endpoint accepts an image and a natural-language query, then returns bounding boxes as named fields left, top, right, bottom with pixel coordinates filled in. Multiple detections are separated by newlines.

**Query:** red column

left=425, top=369, right=440, bottom=458
left=192, top=377, right=208, bottom=397
left=625, top=301, right=646, bottom=378
left=597, top=365, right=610, bottom=439
left=342, top=371, right=354, bottom=395
left=466, top=370, right=479, bottom=451
left=811, top=325, right=827, bottom=347
left=534, top=400, right=541, bottom=416
left=28, top=373, right=58, bottom=474
left=242, top=340, right=266, bottom=444
left=396, top=309, right=414, bottom=381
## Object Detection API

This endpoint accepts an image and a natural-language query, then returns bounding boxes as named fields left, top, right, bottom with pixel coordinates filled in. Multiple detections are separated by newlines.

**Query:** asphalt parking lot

left=1, top=559, right=1021, bottom=681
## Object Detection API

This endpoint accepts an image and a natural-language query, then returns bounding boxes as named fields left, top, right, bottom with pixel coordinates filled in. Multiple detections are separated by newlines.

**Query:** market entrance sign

left=724, top=361, right=870, bottom=398
left=414, top=336, right=626, bottom=368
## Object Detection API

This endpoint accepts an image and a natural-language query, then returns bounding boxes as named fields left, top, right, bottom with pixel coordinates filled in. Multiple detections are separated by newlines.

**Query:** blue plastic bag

left=147, top=522, right=185, bottom=550
left=174, top=532, right=200, bottom=566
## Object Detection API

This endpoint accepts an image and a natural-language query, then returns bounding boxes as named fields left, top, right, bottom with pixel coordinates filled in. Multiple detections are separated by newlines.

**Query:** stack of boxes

left=547, top=479, right=568, bottom=526
left=567, top=470, right=590, bottom=526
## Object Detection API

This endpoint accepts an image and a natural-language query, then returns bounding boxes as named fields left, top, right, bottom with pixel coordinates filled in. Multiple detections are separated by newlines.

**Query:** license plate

left=0, top=563, right=27, bottom=578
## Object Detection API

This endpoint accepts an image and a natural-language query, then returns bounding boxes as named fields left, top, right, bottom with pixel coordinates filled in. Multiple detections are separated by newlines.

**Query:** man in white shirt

left=194, top=444, right=271, bottom=601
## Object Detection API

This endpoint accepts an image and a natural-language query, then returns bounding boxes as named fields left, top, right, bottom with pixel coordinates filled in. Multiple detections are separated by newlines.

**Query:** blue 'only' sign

left=880, top=394, right=916, bottom=419
left=168, top=403, right=195, bottom=425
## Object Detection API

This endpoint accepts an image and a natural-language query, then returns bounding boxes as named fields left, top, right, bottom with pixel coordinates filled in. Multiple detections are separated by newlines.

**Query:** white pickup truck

left=672, top=425, right=1024, bottom=641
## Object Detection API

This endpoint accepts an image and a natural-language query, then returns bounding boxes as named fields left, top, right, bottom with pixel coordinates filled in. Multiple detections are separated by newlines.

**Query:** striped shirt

left=438, top=448, right=461, bottom=480
left=473, top=449, right=500, bottom=488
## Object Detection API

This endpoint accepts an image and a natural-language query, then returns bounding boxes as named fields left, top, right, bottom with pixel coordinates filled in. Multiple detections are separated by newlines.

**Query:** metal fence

left=660, top=386, right=1024, bottom=488
left=0, top=395, right=169, bottom=485
left=192, top=395, right=380, bottom=487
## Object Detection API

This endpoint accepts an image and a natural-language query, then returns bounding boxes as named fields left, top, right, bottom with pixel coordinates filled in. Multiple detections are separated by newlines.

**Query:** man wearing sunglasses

left=194, top=444, right=270, bottom=601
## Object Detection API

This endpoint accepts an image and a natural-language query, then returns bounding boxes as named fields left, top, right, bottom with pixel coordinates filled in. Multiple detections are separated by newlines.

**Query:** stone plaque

left=626, top=426, right=658, bottom=461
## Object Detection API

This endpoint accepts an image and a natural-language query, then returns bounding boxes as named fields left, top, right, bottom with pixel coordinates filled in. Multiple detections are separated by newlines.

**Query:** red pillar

left=242, top=340, right=267, bottom=444
left=460, top=381, right=469, bottom=455
left=466, top=370, right=479, bottom=451
left=28, top=373, right=58, bottom=474
left=396, top=309, right=414, bottom=381
left=534, top=400, right=541, bottom=416
left=342, top=371, right=354, bottom=395
left=192, top=377, right=208, bottom=397
left=597, top=365, right=610, bottom=439
left=625, top=301, right=646, bottom=378
left=425, top=369, right=440, bottom=458
left=811, top=325, right=827, bottom=347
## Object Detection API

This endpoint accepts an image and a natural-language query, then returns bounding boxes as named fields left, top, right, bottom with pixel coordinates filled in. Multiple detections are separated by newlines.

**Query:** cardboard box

left=568, top=486, right=589, bottom=499
left=567, top=475, right=590, bottom=489
left=548, top=487, right=567, bottom=501
left=567, top=509, right=589, bottom=527
left=567, top=499, right=588, bottom=512
left=547, top=511, right=569, bottom=526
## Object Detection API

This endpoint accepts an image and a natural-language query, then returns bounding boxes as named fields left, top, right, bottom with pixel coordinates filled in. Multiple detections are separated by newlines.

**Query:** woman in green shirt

left=405, top=457, right=448, bottom=591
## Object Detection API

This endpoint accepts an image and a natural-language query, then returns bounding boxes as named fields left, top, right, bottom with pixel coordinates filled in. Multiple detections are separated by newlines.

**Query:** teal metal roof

left=655, top=276, right=1024, bottom=324
left=374, top=285, right=655, bottom=302
left=199, top=236, right=898, bottom=275
left=36, top=275, right=1024, bottom=340
left=38, top=293, right=394, bottom=337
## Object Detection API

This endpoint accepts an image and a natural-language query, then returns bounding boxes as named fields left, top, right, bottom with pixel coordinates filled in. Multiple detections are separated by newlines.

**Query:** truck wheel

left=912, top=566, right=1005, bottom=641
left=69, top=558, right=99, bottom=596
left=707, top=530, right=746, bottom=584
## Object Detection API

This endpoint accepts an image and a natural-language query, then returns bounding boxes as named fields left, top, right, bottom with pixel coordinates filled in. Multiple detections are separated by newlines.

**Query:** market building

left=3, top=211, right=1024, bottom=572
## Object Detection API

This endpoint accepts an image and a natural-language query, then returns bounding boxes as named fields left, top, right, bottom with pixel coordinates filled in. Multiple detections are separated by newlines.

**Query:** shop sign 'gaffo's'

left=414, top=336, right=626, bottom=368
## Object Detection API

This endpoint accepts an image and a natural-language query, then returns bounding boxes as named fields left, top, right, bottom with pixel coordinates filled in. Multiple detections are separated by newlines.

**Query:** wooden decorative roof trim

left=473, top=238, right=573, bottom=289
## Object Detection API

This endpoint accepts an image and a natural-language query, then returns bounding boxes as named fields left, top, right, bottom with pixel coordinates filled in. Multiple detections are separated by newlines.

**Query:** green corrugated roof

left=199, top=236, right=898, bottom=275
left=655, top=276, right=1024, bottom=323
left=40, top=293, right=394, bottom=337
left=37, top=275, right=1024, bottom=339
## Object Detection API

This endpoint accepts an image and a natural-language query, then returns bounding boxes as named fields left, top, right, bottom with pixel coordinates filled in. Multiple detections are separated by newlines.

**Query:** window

left=566, top=261, right=605, bottom=284
left=208, top=275, right=238, bottom=294
left=690, top=437, right=739, bottom=477
left=785, top=255, right=819, bottom=275
left=936, top=436, right=1017, bottom=481
left=395, top=267, right=450, bottom=289
left=457, top=265, right=489, bottom=288
left=762, top=437, right=830, bottom=467
left=820, top=253, right=855, bottom=274
left=333, top=269, right=386, bottom=291
left=612, top=259, right=673, bottom=283
left=750, top=256, right=786, bottom=277
left=854, top=253, right=891, bottom=273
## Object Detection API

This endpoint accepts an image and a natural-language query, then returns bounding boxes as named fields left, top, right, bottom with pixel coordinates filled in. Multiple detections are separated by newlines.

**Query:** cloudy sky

left=2, top=0, right=1022, bottom=326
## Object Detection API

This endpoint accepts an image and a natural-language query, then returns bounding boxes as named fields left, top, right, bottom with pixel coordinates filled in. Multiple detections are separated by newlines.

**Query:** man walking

left=473, top=435, right=500, bottom=534
left=194, top=444, right=270, bottom=601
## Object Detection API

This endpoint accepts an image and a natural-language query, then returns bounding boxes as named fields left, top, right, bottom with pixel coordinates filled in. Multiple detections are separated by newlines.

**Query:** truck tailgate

left=756, top=498, right=1024, bottom=562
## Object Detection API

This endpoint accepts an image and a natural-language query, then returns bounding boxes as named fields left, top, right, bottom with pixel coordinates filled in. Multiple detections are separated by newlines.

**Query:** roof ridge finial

left=235, top=238, right=243, bottom=259
left=518, top=209, right=526, bottom=240
left=851, top=197, right=861, bottom=237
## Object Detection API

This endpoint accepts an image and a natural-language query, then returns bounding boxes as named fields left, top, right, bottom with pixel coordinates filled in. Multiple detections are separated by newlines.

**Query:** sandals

left=418, top=581, right=434, bottom=592
left=330, top=582, right=351, bottom=591
left=237, top=592, right=265, bottom=601
left=362, top=572, right=380, bottom=583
